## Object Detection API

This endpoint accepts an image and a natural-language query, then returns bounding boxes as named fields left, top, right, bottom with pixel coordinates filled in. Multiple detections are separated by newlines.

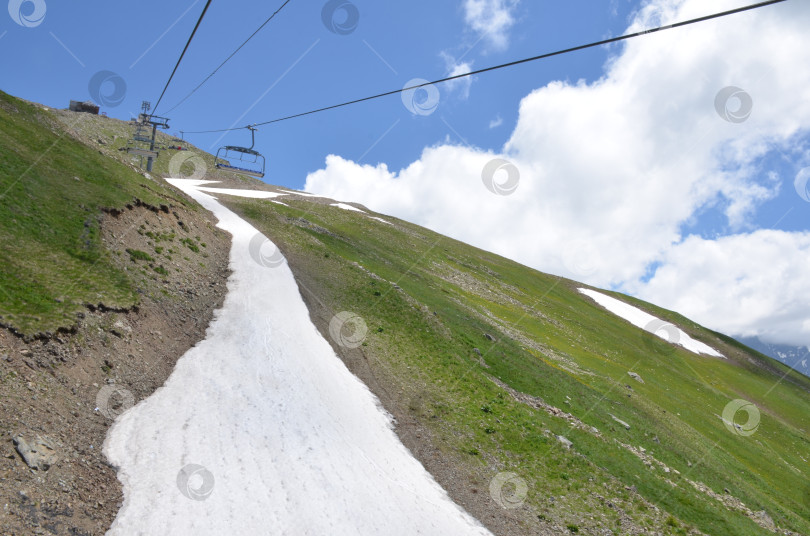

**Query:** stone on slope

left=13, top=434, right=58, bottom=471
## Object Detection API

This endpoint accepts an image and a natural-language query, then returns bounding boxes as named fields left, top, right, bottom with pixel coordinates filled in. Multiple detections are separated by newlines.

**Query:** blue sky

left=3, top=0, right=810, bottom=352
left=2, top=0, right=633, bottom=183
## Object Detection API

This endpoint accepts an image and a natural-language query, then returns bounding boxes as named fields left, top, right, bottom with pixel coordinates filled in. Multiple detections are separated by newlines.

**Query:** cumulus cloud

left=629, top=231, right=810, bottom=347
left=489, top=115, right=503, bottom=129
left=462, top=0, right=519, bottom=51
left=305, top=0, right=810, bottom=346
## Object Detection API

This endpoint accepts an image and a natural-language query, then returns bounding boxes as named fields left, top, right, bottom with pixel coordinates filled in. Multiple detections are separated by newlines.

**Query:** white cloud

left=463, top=0, right=519, bottom=51
left=629, top=231, right=810, bottom=347
left=440, top=53, right=473, bottom=100
left=489, top=115, right=503, bottom=129
left=305, top=0, right=810, bottom=346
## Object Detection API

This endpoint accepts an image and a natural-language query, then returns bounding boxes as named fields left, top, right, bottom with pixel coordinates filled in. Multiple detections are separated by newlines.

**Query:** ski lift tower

left=143, top=114, right=170, bottom=172
left=126, top=101, right=170, bottom=171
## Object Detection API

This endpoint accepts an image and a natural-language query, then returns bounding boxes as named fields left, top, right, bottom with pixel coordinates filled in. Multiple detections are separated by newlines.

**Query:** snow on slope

left=103, top=179, right=491, bottom=536
left=331, top=202, right=366, bottom=212
left=578, top=288, right=723, bottom=357
left=195, top=186, right=287, bottom=199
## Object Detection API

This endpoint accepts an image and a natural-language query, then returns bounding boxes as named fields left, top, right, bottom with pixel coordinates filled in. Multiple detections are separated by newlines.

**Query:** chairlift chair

left=215, top=125, right=265, bottom=178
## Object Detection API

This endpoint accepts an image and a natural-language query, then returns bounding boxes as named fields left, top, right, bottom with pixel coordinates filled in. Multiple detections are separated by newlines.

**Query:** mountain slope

left=1, top=90, right=808, bottom=535
left=214, top=183, right=810, bottom=536
left=737, top=336, right=810, bottom=378
left=0, top=91, right=233, bottom=535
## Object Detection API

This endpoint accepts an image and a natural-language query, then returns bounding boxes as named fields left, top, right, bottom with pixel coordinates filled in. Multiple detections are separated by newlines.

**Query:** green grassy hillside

left=220, top=193, right=810, bottom=535
left=0, top=90, right=248, bottom=337
left=0, top=91, right=192, bottom=335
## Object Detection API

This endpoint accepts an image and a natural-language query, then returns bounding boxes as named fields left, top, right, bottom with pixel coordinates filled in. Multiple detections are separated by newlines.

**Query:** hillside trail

left=103, top=179, right=492, bottom=535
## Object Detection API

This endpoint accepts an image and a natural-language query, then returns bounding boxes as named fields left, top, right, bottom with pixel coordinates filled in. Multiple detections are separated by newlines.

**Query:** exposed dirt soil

left=0, top=198, right=230, bottom=536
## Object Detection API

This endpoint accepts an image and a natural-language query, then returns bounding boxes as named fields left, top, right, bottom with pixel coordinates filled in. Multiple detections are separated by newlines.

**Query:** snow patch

left=331, top=202, right=366, bottom=213
left=578, top=288, right=723, bottom=357
left=280, top=189, right=320, bottom=197
left=195, top=186, right=287, bottom=199
left=103, top=178, right=491, bottom=536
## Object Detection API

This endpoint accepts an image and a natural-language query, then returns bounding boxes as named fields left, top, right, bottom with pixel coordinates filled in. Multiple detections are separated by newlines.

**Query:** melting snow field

left=103, top=179, right=491, bottom=535
left=578, top=288, right=724, bottom=357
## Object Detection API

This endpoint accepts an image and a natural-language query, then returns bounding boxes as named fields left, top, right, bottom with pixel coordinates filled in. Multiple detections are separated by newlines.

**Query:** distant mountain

left=737, top=336, right=810, bottom=377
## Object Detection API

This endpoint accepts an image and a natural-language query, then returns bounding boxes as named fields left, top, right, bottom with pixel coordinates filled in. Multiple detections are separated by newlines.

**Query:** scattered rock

left=751, top=510, right=775, bottom=531
left=627, top=371, right=644, bottom=383
left=472, top=348, right=481, bottom=356
left=484, top=333, right=495, bottom=342
left=556, top=435, right=573, bottom=449
left=13, top=434, right=58, bottom=471
left=609, top=414, right=631, bottom=430
left=110, top=320, right=132, bottom=338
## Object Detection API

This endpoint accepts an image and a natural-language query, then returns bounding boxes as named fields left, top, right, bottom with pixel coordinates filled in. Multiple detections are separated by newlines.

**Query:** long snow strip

left=103, top=179, right=491, bottom=536
left=578, top=288, right=724, bottom=357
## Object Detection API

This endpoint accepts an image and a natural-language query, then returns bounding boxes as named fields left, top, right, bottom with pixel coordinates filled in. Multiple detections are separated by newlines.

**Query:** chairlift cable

left=182, top=0, right=787, bottom=135
left=153, top=0, right=214, bottom=114
left=164, top=0, right=294, bottom=115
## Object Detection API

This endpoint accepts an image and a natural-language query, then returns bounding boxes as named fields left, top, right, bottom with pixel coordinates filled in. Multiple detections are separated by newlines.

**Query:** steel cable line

left=164, top=0, right=294, bottom=115
left=183, top=0, right=787, bottom=134
left=153, top=0, right=214, bottom=114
